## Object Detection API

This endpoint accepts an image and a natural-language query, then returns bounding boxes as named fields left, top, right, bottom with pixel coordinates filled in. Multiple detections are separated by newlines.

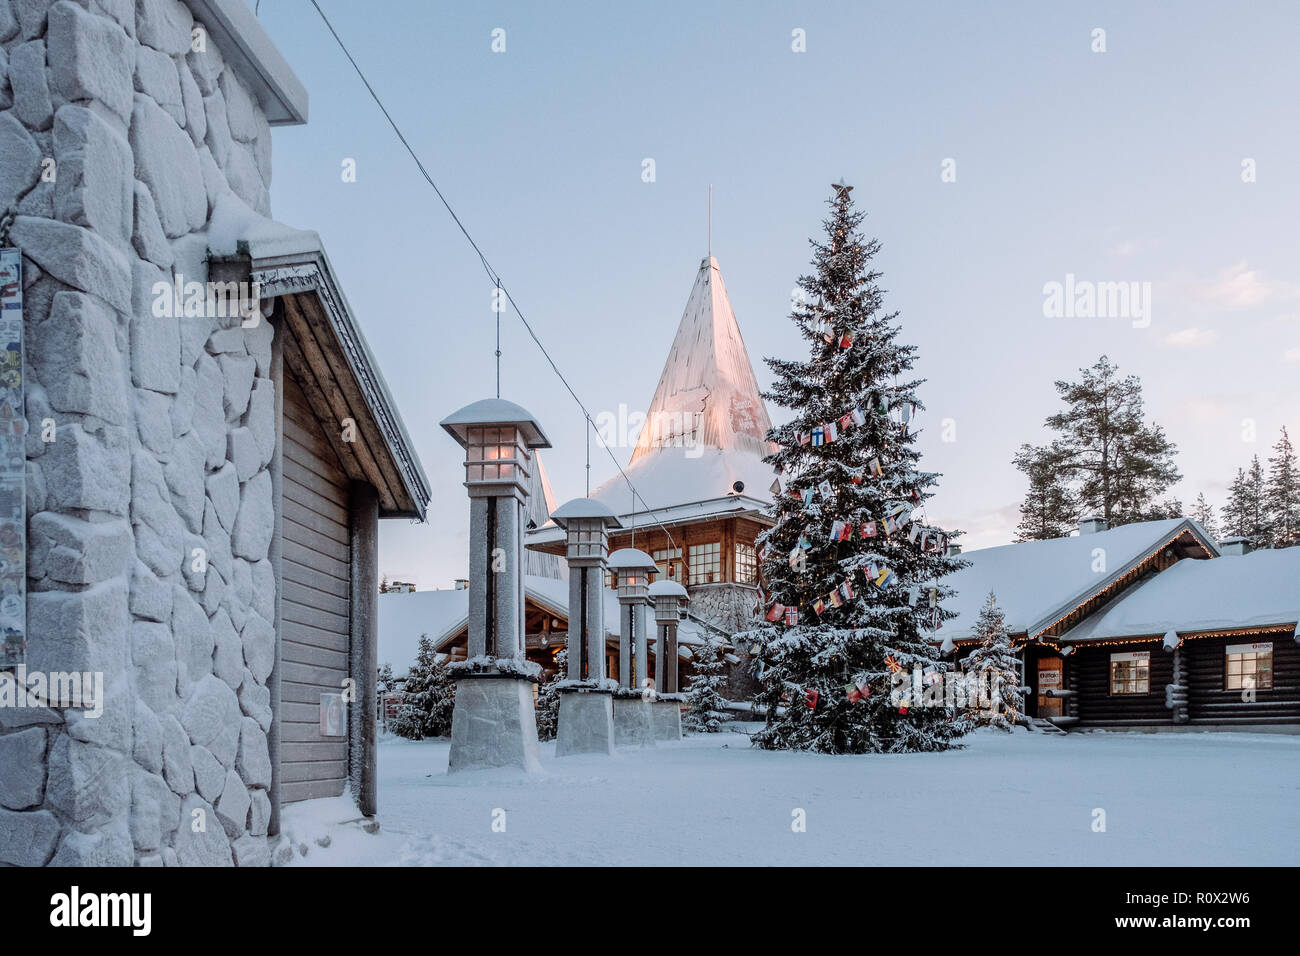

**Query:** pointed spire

left=630, top=256, right=774, bottom=464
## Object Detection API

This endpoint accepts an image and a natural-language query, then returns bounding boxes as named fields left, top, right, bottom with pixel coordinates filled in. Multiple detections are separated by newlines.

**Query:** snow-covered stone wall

left=1, top=0, right=279, bottom=866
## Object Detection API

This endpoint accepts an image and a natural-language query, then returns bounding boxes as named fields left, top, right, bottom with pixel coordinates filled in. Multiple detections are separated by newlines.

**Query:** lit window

left=735, top=543, right=757, bottom=584
left=688, top=542, right=721, bottom=585
left=653, top=548, right=682, bottom=581
left=1109, top=651, right=1149, bottom=695
left=465, top=426, right=524, bottom=482
left=1226, top=643, right=1272, bottom=690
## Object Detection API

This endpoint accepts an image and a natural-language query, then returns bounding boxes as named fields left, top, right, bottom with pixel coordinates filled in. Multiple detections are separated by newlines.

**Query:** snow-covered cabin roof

left=940, top=518, right=1219, bottom=644
left=206, top=195, right=431, bottom=518
left=1061, top=547, right=1300, bottom=644
left=440, top=398, right=551, bottom=449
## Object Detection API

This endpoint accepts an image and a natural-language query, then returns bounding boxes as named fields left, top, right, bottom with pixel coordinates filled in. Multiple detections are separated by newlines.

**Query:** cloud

left=1192, top=261, right=1297, bottom=309
left=1284, top=347, right=1300, bottom=362
left=1162, top=327, right=1218, bottom=348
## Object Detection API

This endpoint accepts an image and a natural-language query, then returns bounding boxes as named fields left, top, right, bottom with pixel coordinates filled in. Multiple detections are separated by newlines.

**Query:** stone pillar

left=551, top=499, right=620, bottom=757
left=608, top=548, right=658, bottom=748
left=440, top=400, right=551, bottom=773
left=649, top=581, right=689, bottom=741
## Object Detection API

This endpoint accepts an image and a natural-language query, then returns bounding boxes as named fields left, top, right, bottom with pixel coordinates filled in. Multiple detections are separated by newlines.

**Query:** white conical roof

left=590, top=257, right=777, bottom=513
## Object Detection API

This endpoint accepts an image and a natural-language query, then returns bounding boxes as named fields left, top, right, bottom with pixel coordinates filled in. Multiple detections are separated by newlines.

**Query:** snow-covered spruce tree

left=1222, top=456, right=1272, bottom=544
left=1012, top=442, right=1077, bottom=541
left=535, top=648, right=567, bottom=742
left=390, top=635, right=456, bottom=740
left=962, top=592, right=1024, bottom=732
left=745, top=183, right=968, bottom=754
left=1190, top=492, right=1218, bottom=540
left=1267, top=426, right=1299, bottom=547
left=683, top=633, right=730, bottom=734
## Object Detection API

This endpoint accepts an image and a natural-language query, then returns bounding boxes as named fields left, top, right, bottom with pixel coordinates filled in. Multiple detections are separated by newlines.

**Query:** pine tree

left=1266, top=427, right=1299, bottom=547
left=744, top=183, right=968, bottom=755
left=1221, top=457, right=1272, bottom=544
left=1013, top=443, right=1077, bottom=540
left=390, top=635, right=456, bottom=740
left=535, top=648, right=567, bottom=742
left=1018, top=356, right=1180, bottom=529
left=1190, top=492, right=1218, bottom=539
left=683, top=633, right=729, bottom=733
left=961, top=593, right=1024, bottom=732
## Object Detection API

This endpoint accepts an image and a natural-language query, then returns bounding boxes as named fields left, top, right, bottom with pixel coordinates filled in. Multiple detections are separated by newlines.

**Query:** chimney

left=1218, top=536, right=1253, bottom=556
left=945, top=542, right=962, bottom=556
left=453, top=578, right=469, bottom=590
left=1079, top=516, right=1107, bottom=535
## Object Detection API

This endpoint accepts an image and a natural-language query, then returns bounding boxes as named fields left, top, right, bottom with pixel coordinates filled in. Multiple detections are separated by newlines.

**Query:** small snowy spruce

left=390, top=634, right=456, bottom=740
left=683, top=633, right=730, bottom=733
left=962, top=592, right=1024, bottom=731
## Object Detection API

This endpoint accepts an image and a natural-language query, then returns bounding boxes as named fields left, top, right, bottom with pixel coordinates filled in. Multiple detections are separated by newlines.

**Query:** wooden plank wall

left=1068, top=642, right=1173, bottom=725
left=280, top=371, right=352, bottom=803
left=1184, top=633, right=1300, bottom=724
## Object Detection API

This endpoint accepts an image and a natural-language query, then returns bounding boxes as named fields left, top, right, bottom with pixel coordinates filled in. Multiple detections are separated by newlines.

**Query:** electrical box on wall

left=320, top=692, right=346, bottom=737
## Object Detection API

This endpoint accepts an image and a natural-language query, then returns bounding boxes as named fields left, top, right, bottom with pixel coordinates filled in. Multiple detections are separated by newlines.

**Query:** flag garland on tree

left=741, top=182, right=971, bottom=754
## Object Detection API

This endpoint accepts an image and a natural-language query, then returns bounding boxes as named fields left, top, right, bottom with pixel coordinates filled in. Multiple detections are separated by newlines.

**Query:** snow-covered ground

left=287, top=728, right=1300, bottom=866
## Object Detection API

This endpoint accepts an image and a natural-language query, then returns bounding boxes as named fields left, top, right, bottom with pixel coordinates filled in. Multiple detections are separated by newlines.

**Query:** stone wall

left=685, top=582, right=761, bottom=699
left=1, top=0, right=279, bottom=866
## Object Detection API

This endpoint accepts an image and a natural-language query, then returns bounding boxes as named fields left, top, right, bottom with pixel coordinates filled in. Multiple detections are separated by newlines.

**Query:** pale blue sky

left=253, top=0, right=1300, bottom=587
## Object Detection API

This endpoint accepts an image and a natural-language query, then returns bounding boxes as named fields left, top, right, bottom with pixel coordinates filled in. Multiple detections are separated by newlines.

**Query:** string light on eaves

left=307, top=0, right=684, bottom=554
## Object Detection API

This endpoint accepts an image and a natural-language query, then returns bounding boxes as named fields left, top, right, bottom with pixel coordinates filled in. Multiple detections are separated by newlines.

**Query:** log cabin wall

left=1067, top=641, right=1174, bottom=726
left=1183, top=632, right=1300, bottom=725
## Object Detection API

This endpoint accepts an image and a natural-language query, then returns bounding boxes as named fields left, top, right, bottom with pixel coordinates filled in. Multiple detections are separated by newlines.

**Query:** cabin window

left=1108, top=650, right=1150, bottom=695
left=688, top=543, right=721, bottom=585
left=653, top=548, right=683, bottom=582
left=1225, top=642, right=1273, bottom=691
left=734, top=543, right=758, bottom=584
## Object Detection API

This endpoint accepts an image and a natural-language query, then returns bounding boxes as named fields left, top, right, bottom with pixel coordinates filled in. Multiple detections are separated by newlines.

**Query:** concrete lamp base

left=650, top=698, right=683, bottom=741
left=555, top=688, right=616, bottom=757
left=612, top=696, right=657, bottom=748
left=448, top=676, right=543, bottom=773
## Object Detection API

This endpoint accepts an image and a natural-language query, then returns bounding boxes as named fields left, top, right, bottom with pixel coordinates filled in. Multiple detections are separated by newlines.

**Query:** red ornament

left=804, top=688, right=819, bottom=710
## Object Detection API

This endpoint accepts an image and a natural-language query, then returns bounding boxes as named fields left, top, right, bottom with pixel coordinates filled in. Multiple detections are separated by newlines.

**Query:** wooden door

left=1038, top=658, right=1063, bottom=718
left=280, top=370, right=352, bottom=803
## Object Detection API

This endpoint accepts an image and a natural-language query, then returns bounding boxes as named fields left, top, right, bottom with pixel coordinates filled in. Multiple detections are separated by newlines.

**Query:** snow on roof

left=440, top=398, right=551, bottom=448
left=941, top=518, right=1211, bottom=643
left=550, top=497, right=621, bottom=526
left=1061, top=547, right=1300, bottom=644
left=649, top=580, right=690, bottom=599
left=588, top=444, right=778, bottom=516
left=608, top=548, right=658, bottom=570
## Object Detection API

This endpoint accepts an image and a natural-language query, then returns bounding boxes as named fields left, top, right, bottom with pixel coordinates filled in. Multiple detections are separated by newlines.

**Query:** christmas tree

left=391, top=635, right=456, bottom=740
left=535, top=648, right=567, bottom=742
left=746, top=182, right=968, bottom=754
left=683, top=633, right=730, bottom=734
left=962, top=592, right=1024, bottom=732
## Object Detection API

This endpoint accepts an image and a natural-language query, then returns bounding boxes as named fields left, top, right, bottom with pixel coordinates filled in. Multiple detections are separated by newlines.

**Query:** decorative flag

left=765, top=603, right=785, bottom=622
left=811, top=426, right=825, bottom=446
left=818, top=479, right=834, bottom=499
left=839, top=580, right=855, bottom=601
left=851, top=406, right=866, bottom=426
left=799, top=432, right=811, bottom=446
left=868, top=457, right=883, bottom=477
left=862, top=521, right=877, bottom=538
left=878, top=395, right=889, bottom=414
left=908, top=525, right=921, bottom=545
left=788, top=547, right=802, bottom=569
left=770, top=478, right=782, bottom=496
left=838, top=413, right=853, bottom=432
left=826, top=421, right=838, bottom=442
left=812, top=597, right=826, bottom=616
left=884, top=516, right=898, bottom=535
left=884, top=655, right=902, bottom=674
left=837, top=521, right=853, bottom=542
left=838, top=332, right=853, bottom=349
left=928, top=588, right=938, bottom=608
left=874, top=567, right=896, bottom=589
left=784, top=607, right=799, bottom=626
left=804, top=688, right=819, bottom=710
left=828, top=589, right=843, bottom=609
left=798, top=535, right=812, bottom=551
left=906, top=585, right=919, bottom=606
left=828, top=520, right=845, bottom=542
left=845, top=683, right=863, bottom=703
left=802, top=488, right=815, bottom=507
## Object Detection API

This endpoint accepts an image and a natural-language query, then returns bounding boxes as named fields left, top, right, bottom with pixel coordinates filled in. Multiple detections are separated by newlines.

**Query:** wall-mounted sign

left=1110, top=650, right=1150, bottom=663
left=0, top=249, right=24, bottom=671
left=1038, top=669, right=1061, bottom=687
left=319, top=692, right=346, bottom=737
left=1226, top=642, right=1271, bottom=656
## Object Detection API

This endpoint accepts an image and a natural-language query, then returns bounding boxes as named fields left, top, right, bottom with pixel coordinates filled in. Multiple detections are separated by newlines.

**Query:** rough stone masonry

left=0, top=0, right=279, bottom=866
